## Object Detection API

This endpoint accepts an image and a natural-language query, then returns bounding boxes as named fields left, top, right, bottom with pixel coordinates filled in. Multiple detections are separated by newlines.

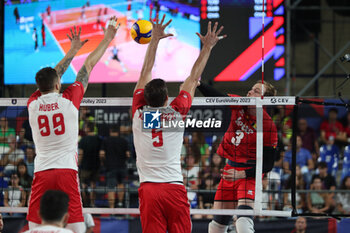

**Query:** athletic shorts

left=214, top=163, right=256, bottom=201
left=79, top=169, right=99, bottom=185
left=27, top=169, right=84, bottom=224
left=106, top=169, right=126, bottom=188
left=138, top=182, right=191, bottom=233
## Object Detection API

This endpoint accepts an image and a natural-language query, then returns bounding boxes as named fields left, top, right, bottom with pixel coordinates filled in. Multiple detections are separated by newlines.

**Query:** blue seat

left=341, top=146, right=350, bottom=182
left=318, top=144, right=339, bottom=177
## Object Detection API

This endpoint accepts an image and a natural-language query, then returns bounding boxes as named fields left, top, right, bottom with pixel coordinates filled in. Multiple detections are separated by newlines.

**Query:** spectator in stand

left=21, top=119, right=33, bottom=143
left=25, top=146, right=35, bottom=177
left=99, top=124, right=129, bottom=208
left=291, top=217, right=307, bottom=233
left=283, top=165, right=305, bottom=213
left=312, top=161, right=336, bottom=210
left=78, top=122, right=101, bottom=207
left=335, top=176, right=350, bottom=214
left=272, top=105, right=292, bottom=147
left=283, top=136, right=314, bottom=187
left=4, top=173, right=26, bottom=215
left=307, top=176, right=331, bottom=214
left=200, top=152, right=225, bottom=186
left=191, top=132, right=210, bottom=167
left=195, top=175, right=216, bottom=219
left=210, top=136, right=222, bottom=157
left=182, top=151, right=200, bottom=190
left=1, top=136, right=25, bottom=176
left=17, top=161, right=33, bottom=205
left=320, top=108, right=346, bottom=145
left=79, top=106, right=97, bottom=138
left=0, top=171, right=8, bottom=206
left=197, top=152, right=225, bottom=216
left=182, top=151, right=200, bottom=209
left=17, top=128, right=32, bottom=151
left=298, top=118, right=319, bottom=161
left=0, top=117, right=15, bottom=148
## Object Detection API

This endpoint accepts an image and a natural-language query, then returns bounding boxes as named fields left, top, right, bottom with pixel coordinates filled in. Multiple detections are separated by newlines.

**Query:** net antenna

left=0, top=96, right=295, bottom=218
left=261, top=0, right=265, bottom=99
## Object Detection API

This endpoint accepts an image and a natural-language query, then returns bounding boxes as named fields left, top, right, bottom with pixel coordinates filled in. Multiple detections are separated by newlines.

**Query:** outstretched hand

left=196, top=21, right=226, bottom=49
left=102, top=16, right=121, bottom=41
left=67, top=26, right=88, bottom=51
left=150, top=14, right=173, bottom=41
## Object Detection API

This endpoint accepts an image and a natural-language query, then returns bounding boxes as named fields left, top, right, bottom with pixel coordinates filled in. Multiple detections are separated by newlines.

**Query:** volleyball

left=130, top=20, right=152, bottom=44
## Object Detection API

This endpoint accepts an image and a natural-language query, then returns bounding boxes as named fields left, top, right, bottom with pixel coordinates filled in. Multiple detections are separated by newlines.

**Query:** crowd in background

left=1, top=105, right=350, bottom=218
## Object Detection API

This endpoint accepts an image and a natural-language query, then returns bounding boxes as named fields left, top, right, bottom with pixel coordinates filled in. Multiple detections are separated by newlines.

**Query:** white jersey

left=132, top=89, right=192, bottom=183
left=27, top=82, right=84, bottom=173
left=24, top=225, right=74, bottom=233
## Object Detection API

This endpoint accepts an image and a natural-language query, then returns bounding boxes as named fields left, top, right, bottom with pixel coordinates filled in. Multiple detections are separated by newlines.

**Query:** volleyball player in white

left=27, top=17, right=120, bottom=233
left=132, top=14, right=226, bottom=232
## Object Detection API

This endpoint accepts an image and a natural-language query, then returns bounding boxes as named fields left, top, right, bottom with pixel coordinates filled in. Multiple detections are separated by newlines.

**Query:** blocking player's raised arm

left=76, top=16, right=120, bottom=93
left=180, top=21, right=226, bottom=100
left=54, top=26, right=88, bottom=78
left=134, top=14, right=173, bottom=93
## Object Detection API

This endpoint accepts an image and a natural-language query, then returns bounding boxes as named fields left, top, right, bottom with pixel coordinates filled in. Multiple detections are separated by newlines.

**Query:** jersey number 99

left=38, top=113, right=65, bottom=136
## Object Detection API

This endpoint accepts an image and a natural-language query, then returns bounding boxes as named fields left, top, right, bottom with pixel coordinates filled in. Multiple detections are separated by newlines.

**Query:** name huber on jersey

left=39, top=103, right=59, bottom=111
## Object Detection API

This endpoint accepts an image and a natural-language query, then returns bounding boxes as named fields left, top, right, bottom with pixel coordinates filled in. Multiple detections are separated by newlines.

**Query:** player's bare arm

left=76, top=66, right=89, bottom=89
left=76, top=16, right=120, bottom=92
left=181, top=21, right=226, bottom=99
left=134, top=14, right=173, bottom=92
left=54, top=26, right=88, bottom=78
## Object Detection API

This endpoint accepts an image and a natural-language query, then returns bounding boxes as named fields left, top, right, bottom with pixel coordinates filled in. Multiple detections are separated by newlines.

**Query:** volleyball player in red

left=198, top=81, right=278, bottom=233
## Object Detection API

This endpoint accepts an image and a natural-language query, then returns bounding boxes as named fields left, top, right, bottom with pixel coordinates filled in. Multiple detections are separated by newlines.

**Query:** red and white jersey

left=24, top=225, right=74, bottom=233
left=217, top=94, right=278, bottom=164
left=27, top=81, right=84, bottom=173
left=132, top=89, right=192, bottom=183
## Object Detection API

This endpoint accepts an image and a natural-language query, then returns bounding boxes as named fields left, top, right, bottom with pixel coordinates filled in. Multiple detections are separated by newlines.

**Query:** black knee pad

left=237, top=205, right=253, bottom=220
left=213, top=215, right=232, bottom=225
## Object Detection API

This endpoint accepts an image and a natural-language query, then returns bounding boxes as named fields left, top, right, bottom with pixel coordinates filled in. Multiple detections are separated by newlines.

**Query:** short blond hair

left=256, top=81, right=277, bottom=96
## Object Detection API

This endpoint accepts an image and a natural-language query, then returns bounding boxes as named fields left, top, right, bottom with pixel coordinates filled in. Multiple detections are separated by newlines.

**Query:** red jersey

left=216, top=95, right=278, bottom=164
left=320, top=120, right=344, bottom=140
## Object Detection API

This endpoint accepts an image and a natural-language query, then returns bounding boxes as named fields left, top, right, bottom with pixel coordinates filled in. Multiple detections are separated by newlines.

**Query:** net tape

left=0, top=96, right=295, bottom=107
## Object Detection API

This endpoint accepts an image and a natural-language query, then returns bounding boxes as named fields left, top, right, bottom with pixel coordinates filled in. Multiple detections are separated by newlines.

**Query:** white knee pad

left=235, top=217, right=254, bottom=233
left=208, top=220, right=228, bottom=233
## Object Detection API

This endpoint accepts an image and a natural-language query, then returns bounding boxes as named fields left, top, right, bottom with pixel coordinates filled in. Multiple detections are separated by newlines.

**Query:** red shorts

left=27, top=169, right=84, bottom=224
left=138, top=183, right=191, bottom=233
left=214, top=164, right=256, bottom=201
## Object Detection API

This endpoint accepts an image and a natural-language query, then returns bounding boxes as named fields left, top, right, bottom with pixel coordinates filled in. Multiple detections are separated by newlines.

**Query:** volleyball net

left=0, top=96, right=298, bottom=218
